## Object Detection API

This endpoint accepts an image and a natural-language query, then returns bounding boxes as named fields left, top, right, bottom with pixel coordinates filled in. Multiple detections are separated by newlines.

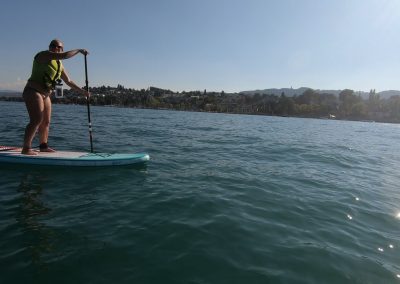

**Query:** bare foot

left=21, top=148, right=38, bottom=155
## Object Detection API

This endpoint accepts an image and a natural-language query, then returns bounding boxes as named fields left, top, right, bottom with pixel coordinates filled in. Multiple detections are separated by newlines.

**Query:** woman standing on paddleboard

left=21, top=39, right=89, bottom=155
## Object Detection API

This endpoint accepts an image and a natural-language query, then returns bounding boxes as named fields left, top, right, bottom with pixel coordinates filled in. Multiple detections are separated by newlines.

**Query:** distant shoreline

left=1, top=86, right=400, bottom=124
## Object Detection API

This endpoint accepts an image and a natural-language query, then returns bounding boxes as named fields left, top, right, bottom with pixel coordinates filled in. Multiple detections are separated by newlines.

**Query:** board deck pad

left=0, top=146, right=150, bottom=166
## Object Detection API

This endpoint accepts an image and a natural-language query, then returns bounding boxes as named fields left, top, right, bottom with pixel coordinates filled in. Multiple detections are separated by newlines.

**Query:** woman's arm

left=35, top=49, right=89, bottom=63
left=61, top=69, right=90, bottom=97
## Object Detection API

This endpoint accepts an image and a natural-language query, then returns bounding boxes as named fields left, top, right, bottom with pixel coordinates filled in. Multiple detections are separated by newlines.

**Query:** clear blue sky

left=1, top=0, right=400, bottom=93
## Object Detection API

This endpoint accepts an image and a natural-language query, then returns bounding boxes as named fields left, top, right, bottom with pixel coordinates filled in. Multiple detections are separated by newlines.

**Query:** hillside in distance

left=2, top=87, right=400, bottom=100
left=240, top=87, right=400, bottom=99
left=0, top=90, right=21, bottom=97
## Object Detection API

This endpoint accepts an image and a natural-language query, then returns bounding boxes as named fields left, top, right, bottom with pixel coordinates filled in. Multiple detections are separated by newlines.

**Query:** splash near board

left=0, top=146, right=149, bottom=167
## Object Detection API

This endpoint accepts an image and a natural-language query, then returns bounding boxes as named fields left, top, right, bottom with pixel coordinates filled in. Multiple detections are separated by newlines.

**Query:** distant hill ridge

left=2, top=88, right=400, bottom=100
left=240, top=88, right=400, bottom=99
left=0, top=90, right=22, bottom=97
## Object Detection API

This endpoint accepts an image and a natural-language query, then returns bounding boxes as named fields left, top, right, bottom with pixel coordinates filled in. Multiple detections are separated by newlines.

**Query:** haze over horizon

left=1, top=0, right=400, bottom=93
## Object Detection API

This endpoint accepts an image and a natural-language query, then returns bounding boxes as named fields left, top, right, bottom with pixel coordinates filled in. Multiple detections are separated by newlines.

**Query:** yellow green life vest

left=28, top=52, right=64, bottom=90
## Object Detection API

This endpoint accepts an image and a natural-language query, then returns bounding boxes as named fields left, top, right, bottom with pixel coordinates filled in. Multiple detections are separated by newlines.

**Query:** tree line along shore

left=2, top=85, right=400, bottom=123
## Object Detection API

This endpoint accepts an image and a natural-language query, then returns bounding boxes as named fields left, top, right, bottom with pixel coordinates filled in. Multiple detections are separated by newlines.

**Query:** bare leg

left=22, top=88, right=44, bottom=155
left=38, top=95, right=53, bottom=149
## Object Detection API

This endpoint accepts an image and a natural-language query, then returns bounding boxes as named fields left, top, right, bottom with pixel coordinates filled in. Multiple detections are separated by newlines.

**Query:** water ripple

left=1, top=102, right=400, bottom=283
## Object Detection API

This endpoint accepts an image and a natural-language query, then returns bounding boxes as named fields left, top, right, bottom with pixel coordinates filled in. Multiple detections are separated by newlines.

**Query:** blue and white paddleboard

left=0, top=146, right=150, bottom=167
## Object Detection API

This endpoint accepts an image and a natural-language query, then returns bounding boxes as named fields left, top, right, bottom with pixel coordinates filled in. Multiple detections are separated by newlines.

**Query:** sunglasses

left=50, top=44, right=63, bottom=49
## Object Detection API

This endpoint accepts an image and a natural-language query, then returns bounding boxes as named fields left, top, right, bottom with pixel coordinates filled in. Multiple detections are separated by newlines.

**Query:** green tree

left=385, top=96, right=400, bottom=121
left=296, top=88, right=319, bottom=105
left=367, top=89, right=381, bottom=114
left=276, top=94, right=295, bottom=115
left=339, top=89, right=361, bottom=117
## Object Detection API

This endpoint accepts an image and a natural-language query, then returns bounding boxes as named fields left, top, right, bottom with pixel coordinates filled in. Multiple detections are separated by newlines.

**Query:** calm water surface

left=0, top=101, right=399, bottom=283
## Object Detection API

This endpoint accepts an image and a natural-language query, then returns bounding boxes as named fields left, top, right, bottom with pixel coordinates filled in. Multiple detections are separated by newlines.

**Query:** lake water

left=0, top=101, right=399, bottom=283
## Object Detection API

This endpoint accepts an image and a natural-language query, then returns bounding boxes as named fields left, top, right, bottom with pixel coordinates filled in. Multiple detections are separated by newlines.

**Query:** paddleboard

left=0, top=146, right=150, bottom=167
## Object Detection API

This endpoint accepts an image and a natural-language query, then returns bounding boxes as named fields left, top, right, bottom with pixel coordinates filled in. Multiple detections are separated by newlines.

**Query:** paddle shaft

left=84, top=54, right=94, bottom=153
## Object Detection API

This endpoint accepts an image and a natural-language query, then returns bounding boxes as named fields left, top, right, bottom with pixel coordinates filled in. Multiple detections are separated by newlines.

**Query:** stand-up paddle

left=84, top=54, right=94, bottom=153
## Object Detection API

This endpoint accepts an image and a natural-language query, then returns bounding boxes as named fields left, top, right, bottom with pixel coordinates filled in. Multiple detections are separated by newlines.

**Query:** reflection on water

left=16, top=172, right=53, bottom=271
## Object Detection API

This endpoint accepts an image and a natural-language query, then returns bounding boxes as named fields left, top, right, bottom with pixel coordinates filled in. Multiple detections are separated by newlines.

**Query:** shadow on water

left=16, top=173, right=53, bottom=272
left=0, top=163, right=149, bottom=283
